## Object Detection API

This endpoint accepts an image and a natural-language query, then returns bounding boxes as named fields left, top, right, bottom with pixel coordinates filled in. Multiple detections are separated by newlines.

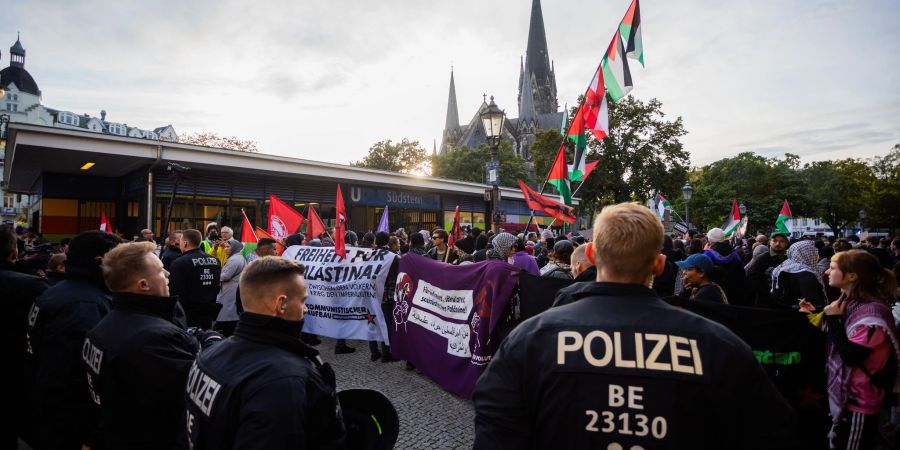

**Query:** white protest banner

left=283, top=245, right=397, bottom=343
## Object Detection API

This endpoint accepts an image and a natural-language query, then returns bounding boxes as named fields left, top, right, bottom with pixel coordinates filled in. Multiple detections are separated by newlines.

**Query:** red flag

left=255, top=226, right=285, bottom=256
left=268, top=195, right=304, bottom=240
left=448, top=205, right=461, bottom=247
left=99, top=211, right=112, bottom=232
left=240, top=209, right=258, bottom=244
left=335, top=185, right=347, bottom=259
left=517, top=179, right=576, bottom=224
left=306, top=204, right=326, bottom=242
left=583, top=161, right=599, bottom=181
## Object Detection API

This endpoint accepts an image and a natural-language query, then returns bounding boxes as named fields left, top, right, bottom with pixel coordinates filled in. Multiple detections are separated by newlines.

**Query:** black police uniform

left=0, top=261, right=48, bottom=449
left=474, top=282, right=799, bottom=450
left=185, top=313, right=346, bottom=449
left=168, top=248, right=221, bottom=329
left=26, top=277, right=112, bottom=450
left=82, top=292, right=201, bottom=450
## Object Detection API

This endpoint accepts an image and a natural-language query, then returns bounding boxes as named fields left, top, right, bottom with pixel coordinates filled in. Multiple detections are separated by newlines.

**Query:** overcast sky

left=3, top=0, right=898, bottom=167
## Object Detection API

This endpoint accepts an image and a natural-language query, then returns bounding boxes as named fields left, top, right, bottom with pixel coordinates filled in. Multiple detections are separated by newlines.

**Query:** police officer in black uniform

left=185, top=256, right=346, bottom=449
left=169, top=229, right=221, bottom=329
left=474, top=203, right=799, bottom=450
left=82, top=241, right=222, bottom=450
left=26, top=230, right=122, bottom=450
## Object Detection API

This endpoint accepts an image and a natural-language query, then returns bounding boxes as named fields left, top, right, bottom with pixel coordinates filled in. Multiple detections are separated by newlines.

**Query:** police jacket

left=185, top=313, right=346, bottom=449
left=551, top=266, right=595, bottom=308
left=168, top=248, right=221, bottom=328
left=160, top=245, right=182, bottom=272
left=83, top=292, right=200, bottom=450
left=26, top=274, right=112, bottom=446
left=473, top=282, right=799, bottom=450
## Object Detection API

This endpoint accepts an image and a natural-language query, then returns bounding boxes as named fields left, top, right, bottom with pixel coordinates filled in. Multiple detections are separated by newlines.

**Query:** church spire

left=9, top=33, right=26, bottom=68
left=522, top=0, right=558, bottom=114
left=519, top=69, right=536, bottom=122
left=444, top=67, right=460, bottom=130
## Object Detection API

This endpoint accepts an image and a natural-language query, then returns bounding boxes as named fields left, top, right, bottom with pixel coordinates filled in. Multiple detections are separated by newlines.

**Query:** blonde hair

left=592, top=203, right=663, bottom=278
left=101, top=241, right=156, bottom=292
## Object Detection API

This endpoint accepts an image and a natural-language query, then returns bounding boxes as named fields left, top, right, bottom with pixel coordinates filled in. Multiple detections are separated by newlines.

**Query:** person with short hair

left=747, top=231, right=790, bottom=307
left=27, top=230, right=123, bottom=450
left=83, top=242, right=222, bottom=449
left=246, top=237, right=277, bottom=263
left=160, top=230, right=183, bottom=271
left=44, top=252, right=67, bottom=286
left=474, top=203, right=797, bottom=449
left=169, top=229, right=222, bottom=329
left=426, top=229, right=459, bottom=264
left=185, top=257, right=347, bottom=449
left=209, top=226, right=233, bottom=266
left=539, top=240, right=574, bottom=280
left=0, top=229, right=49, bottom=448
left=551, top=243, right=597, bottom=308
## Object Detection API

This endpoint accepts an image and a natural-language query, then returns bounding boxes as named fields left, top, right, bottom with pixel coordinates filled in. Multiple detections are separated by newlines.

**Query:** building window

left=3, top=194, right=13, bottom=208
left=143, top=131, right=159, bottom=140
left=13, top=94, right=17, bottom=101
left=5, top=94, right=9, bottom=100
left=108, top=123, right=126, bottom=135
left=5, top=103, right=10, bottom=111
left=58, top=112, right=80, bottom=126
left=11, top=104, right=16, bottom=112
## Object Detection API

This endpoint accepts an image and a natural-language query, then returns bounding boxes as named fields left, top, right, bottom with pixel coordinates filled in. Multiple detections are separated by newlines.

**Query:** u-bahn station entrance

left=4, top=124, right=566, bottom=241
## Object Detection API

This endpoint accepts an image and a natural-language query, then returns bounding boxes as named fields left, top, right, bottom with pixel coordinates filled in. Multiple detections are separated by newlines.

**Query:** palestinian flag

left=723, top=199, right=741, bottom=236
left=656, top=194, right=670, bottom=219
left=775, top=200, right=793, bottom=235
left=99, top=211, right=112, bottom=232
left=547, top=143, right=572, bottom=206
left=601, top=30, right=633, bottom=102
left=583, top=65, right=610, bottom=140
left=567, top=107, right=588, bottom=182
left=619, top=0, right=644, bottom=66
left=518, top=179, right=576, bottom=224
left=583, top=161, right=599, bottom=181
left=240, top=209, right=258, bottom=257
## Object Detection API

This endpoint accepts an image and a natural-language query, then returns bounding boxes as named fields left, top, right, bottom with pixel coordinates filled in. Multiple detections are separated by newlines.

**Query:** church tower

left=518, top=0, right=558, bottom=116
left=439, top=68, right=461, bottom=154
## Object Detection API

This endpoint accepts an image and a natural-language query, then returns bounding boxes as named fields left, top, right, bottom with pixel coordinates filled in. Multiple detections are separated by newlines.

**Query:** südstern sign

left=348, top=186, right=441, bottom=209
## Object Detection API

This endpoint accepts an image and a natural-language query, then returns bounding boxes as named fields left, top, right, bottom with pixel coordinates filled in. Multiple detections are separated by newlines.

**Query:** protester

left=551, top=243, right=596, bottom=308
left=246, top=237, right=277, bottom=263
left=427, top=229, right=459, bottom=264
left=169, top=229, right=222, bottom=329
left=201, top=222, right=218, bottom=253
left=214, top=239, right=246, bottom=337
left=653, top=235, right=680, bottom=297
left=209, top=226, right=233, bottom=266
left=800, top=250, right=899, bottom=449
left=677, top=253, right=728, bottom=304
left=454, top=235, right=477, bottom=264
left=370, top=232, right=399, bottom=362
left=407, top=232, right=428, bottom=256
left=473, top=233, right=489, bottom=262
left=539, top=240, right=574, bottom=280
left=770, top=240, right=827, bottom=310
left=509, top=238, right=539, bottom=275
left=486, top=232, right=516, bottom=262
left=185, top=257, right=346, bottom=448
left=82, top=241, right=222, bottom=450
left=0, top=229, right=49, bottom=448
left=27, top=230, right=122, bottom=450
left=703, top=227, right=749, bottom=306
left=474, top=202, right=798, bottom=449
left=745, top=244, right=769, bottom=272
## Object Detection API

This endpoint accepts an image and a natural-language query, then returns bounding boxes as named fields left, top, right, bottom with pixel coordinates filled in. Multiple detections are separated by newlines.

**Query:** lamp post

left=858, top=209, right=867, bottom=234
left=681, top=181, right=694, bottom=231
left=480, top=96, right=505, bottom=234
left=0, top=114, right=9, bottom=146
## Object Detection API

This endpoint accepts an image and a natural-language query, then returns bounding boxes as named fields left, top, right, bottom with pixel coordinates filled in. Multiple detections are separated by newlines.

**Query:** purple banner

left=390, top=254, right=519, bottom=398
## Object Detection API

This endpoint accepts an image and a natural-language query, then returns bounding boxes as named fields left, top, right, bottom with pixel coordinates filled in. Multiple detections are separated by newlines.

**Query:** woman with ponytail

left=812, top=249, right=899, bottom=449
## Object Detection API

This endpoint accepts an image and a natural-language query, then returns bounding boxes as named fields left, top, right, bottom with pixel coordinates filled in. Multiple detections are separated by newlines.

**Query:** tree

left=686, top=152, right=809, bottom=234
left=865, top=144, right=900, bottom=234
left=176, top=132, right=258, bottom=152
left=351, top=139, right=428, bottom=174
left=530, top=129, right=565, bottom=185
left=802, top=158, right=874, bottom=236
left=573, top=96, right=689, bottom=217
left=432, top=140, right=528, bottom=187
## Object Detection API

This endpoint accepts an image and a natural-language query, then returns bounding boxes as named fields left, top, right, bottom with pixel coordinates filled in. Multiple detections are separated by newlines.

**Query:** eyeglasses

left=432, top=236, right=442, bottom=239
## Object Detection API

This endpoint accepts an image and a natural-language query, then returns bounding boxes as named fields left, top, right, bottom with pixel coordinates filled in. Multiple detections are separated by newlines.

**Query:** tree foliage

left=802, top=158, right=875, bottom=235
left=866, top=145, right=900, bottom=233
left=572, top=96, right=689, bottom=216
left=351, top=139, right=428, bottom=174
left=432, top=140, right=528, bottom=187
left=177, top=132, right=258, bottom=152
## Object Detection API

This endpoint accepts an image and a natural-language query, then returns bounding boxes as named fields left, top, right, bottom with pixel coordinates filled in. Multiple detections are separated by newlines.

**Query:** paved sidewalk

left=320, top=338, right=476, bottom=449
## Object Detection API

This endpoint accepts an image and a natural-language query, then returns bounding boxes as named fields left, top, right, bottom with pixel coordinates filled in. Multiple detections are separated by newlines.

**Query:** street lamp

left=681, top=181, right=694, bottom=231
left=0, top=114, right=10, bottom=147
left=859, top=209, right=867, bottom=233
left=480, top=96, right=505, bottom=233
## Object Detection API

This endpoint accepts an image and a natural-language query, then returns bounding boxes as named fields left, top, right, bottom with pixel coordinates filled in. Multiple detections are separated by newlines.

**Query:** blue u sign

left=349, top=186, right=441, bottom=209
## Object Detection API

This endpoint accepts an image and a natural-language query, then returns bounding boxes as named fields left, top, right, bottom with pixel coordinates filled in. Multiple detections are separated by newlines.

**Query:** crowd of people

left=1, top=209, right=899, bottom=449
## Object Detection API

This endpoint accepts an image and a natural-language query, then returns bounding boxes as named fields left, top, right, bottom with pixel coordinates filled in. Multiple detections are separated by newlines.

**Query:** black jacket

left=27, top=275, right=112, bottom=448
left=772, top=271, right=826, bottom=310
left=185, top=313, right=346, bottom=449
left=160, top=245, right=182, bottom=272
left=551, top=266, right=595, bottom=308
left=168, top=248, right=221, bottom=328
left=83, top=292, right=200, bottom=450
left=0, top=262, right=48, bottom=447
left=746, top=251, right=786, bottom=307
left=474, top=282, right=798, bottom=450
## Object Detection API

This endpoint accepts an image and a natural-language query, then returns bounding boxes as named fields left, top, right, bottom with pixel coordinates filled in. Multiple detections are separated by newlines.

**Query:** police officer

left=26, top=230, right=122, bottom=450
left=185, top=257, right=346, bottom=449
left=169, top=229, right=221, bottom=329
left=82, top=241, right=222, bottom=450
left=473, top=203, right=798, bottom=449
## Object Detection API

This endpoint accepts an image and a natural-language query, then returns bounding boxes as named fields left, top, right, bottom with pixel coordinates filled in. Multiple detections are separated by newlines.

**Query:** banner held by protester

left=391, top=254, right=519, bottom=398
left=283, top=245, right=397, bottom=344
